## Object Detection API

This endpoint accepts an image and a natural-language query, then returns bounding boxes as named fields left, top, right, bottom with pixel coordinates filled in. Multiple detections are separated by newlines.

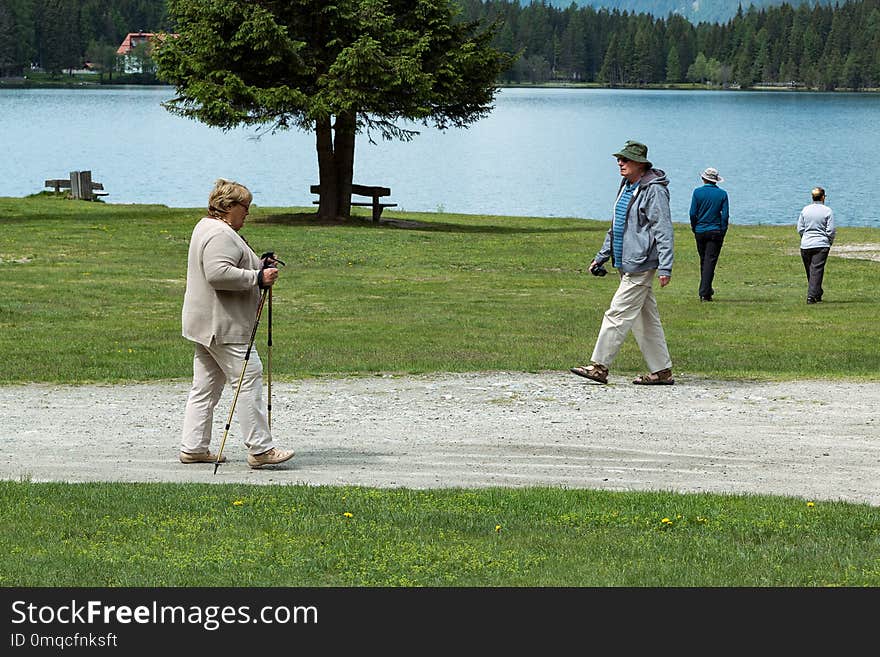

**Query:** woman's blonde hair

left=207, top=178, right=252, bottom=218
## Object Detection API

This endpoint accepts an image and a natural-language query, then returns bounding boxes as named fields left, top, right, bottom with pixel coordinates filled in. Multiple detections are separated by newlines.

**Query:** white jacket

left=182, top=217, right=261, bottom=346
left=797, top=202, right=836, bottom=249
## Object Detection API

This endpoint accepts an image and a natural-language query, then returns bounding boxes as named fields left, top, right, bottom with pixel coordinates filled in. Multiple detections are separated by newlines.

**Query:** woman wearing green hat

left=570, top=140, right=675, bottom=385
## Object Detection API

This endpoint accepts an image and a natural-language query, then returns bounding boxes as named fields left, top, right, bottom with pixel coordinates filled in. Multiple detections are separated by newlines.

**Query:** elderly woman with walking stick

left=179, top=178, right=294, bottom=469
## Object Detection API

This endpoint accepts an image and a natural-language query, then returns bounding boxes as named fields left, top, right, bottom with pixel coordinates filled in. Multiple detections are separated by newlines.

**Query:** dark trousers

left=801, top=247, right=829, bottom=301
left=694, top=230, right=725, bottom=299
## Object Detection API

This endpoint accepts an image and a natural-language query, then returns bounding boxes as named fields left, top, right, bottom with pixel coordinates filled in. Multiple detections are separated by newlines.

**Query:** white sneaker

left=180, top=450, right=226, bottom=464
left=247, top=447, right=294, bottom=469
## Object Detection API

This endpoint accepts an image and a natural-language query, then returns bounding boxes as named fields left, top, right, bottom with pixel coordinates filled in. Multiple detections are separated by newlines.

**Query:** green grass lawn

left=1, top=195, right=878, bottom=587
left=2, top=481, right=878, bottom=586
left=1, top=194, right=878, bottom=383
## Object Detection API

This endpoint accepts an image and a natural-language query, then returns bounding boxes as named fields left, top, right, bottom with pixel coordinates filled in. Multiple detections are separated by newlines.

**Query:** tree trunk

left=333, top=111, right=356, bottom=218
left=314, top=116, right=338, bottom=219
left=314, top=111, right=357, bottom=220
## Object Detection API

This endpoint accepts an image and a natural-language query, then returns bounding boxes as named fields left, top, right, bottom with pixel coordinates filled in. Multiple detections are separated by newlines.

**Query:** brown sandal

left=632, top=368, right=674, bottom=385
left=570, top=363, right=608, bottom=384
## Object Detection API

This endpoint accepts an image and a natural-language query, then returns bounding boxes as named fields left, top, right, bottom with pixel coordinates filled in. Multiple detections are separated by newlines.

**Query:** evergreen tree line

left=0, top=0, right=169, bottom=77
left=2, top=0, right=880, bottom=90
left=460, top=0, right=880, bottom=89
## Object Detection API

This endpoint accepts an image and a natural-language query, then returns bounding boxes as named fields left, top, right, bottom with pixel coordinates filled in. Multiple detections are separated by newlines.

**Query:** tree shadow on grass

left=257, top=211, right=605, bottom=235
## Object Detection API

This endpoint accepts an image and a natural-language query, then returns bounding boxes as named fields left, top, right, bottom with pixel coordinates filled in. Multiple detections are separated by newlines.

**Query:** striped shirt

left=613, top=179, right=640, bottom=267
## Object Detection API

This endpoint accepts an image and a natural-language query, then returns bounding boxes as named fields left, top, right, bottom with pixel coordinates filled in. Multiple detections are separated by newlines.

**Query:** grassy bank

left=1, top=195, right=878, bottom=383
left=2, top=481, right=878, bottom=586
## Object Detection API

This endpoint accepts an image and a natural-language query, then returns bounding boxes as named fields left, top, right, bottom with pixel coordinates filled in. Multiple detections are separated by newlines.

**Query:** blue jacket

left=689, top=183, right=729, bottom=234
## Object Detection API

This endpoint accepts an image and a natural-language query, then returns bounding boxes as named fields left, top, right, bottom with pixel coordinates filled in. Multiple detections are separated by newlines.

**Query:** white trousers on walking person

left=590, top=269, right=672, bottom=373
left=181, top=341, right=274, bottom=456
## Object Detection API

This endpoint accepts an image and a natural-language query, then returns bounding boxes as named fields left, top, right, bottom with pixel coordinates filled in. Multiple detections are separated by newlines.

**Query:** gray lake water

left=2, top=85, right=878, bottom=227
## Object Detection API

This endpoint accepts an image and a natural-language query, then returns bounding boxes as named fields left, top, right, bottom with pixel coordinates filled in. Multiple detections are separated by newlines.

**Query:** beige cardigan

left=182, top=217, right=261, bottom=346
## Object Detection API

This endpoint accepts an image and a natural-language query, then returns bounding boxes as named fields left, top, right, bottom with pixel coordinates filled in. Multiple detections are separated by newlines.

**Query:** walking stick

left=267, top=286, right=273, bottom=429
left=214, top=288, right=269, bottom=475
left=260, top=253, right=284, bottom=428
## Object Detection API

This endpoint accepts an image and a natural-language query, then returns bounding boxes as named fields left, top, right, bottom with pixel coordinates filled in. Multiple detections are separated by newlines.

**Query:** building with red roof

left=116, top=32, right=175, bottom=74
left=116, top=32, right=156, bottom=56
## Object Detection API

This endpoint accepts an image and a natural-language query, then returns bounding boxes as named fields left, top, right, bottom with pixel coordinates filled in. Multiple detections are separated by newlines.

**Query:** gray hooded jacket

left=595, top=168, right=674, bottom=277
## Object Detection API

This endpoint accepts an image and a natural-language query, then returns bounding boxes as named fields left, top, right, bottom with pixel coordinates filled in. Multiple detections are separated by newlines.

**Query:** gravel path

left=1, top=372, right=877, bottom=506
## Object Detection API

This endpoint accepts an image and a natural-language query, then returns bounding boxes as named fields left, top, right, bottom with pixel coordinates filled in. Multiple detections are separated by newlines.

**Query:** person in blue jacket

left=689, top=167, right=729, bottom=302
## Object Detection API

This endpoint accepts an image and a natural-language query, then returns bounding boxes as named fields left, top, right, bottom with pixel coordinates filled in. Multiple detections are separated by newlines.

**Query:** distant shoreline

left=3, top=77, right=879, bottom=93
left=500, top=81, right=880, bottom=93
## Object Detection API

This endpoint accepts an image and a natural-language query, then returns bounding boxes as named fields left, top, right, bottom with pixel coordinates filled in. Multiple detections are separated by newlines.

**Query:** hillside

left=545, top=0, right=834, bottom=24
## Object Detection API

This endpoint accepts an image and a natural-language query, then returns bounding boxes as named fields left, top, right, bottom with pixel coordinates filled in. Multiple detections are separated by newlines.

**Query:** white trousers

left=181, top=341, right=274, bottom=456
left=590, top=269, right=672, bottom=373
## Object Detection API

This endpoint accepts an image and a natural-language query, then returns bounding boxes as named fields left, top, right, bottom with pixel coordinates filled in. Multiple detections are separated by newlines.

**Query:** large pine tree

left=154, top=0, right=513, bottom=220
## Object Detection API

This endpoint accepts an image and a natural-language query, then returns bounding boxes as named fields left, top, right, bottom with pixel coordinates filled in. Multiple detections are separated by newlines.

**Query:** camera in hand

left=590, top=263, right=608, bottom=277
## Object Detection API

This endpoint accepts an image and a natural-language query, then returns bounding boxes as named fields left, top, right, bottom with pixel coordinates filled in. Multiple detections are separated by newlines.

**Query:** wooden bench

left=310, top=184, right=396, bottom=222
left=45, top=170, right=108, bottom=201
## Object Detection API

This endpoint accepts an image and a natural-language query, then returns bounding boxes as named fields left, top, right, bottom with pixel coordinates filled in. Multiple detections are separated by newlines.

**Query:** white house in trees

left=116, top=32, right=168, bottom=74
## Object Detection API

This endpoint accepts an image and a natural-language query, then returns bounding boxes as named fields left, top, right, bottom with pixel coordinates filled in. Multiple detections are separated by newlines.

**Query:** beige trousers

left=590, top=269, right=672, bottom=373
left=181, top=341, right=274, bottom=456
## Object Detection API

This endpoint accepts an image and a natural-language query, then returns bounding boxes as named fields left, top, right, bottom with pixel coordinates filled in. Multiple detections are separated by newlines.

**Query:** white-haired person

left=797, top=186, right=835, bottom=304
left=179, top=178, right=294, bottom=468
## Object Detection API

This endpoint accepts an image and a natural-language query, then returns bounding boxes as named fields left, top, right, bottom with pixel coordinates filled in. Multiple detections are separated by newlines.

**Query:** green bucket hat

left=613, top=140, right=652, bottom=167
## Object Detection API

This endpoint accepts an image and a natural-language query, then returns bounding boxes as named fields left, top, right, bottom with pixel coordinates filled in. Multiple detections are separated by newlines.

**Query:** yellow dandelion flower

left=343, top=512, right=353, bottom=518
left=232, top=500, right=244, bottom=506
left=807, top=501, right=815, bottom=507
left=495, top=525, right=502, bottom=532
left=661, top=517, right=672, bottom=525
